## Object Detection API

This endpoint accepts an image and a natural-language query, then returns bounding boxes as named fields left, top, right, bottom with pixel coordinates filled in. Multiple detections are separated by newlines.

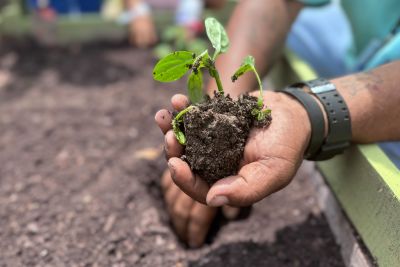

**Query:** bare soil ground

left=0, top=41, right=345, bottom=267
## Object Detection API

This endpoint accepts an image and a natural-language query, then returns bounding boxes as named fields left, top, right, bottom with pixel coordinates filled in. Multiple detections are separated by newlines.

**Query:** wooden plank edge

left=303, top=161, right=375, bottom=267
left=358, top=144, right=400, bottom=200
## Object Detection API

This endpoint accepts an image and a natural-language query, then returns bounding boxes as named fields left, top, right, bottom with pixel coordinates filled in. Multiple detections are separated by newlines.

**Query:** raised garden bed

left=0, top=41, right=345, bottom=266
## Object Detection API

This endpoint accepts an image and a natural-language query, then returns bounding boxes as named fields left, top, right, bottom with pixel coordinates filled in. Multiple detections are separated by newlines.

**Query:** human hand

left=129, top=15, right=157, bottom=48
left=155, top=91, right=311, bottom=207
left=161, top=168, right=240, bottom=247
left=156, top=94, right=240, bottom=247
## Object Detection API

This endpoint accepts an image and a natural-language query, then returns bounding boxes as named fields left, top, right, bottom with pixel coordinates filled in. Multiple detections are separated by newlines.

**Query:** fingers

left=165, top=182, right=181, bottom=211
left=171, top=94, right=189, bottom=111
left=187, top=202, right=217, bottom=248
left=165, top=130, right=183, bottom=159
left=155, top=109, right=173, bottom=134
left=168, top=157, right=210, bottom=204
left=170, top=192, right=195, bottom=240
left=222, top=206, right=240, bottom=220
left=206, top=158, right=296, bottom=207
left=165, top=188, right=217, bottom=248
left=154, top=94, right=189, bottom=134
left=161, top=168, right=173, bottom=192
left=162, top=168, right=218, bottom=248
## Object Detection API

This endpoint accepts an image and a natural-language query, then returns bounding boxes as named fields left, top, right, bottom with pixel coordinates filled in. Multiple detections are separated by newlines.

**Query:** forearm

left=331, top=61, right=400, bottom=143
left=207, top=0, right=303, bottom=96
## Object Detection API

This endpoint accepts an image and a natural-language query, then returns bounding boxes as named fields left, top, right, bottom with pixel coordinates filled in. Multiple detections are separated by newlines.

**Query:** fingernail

left=208, top=196, right=228, bottom=207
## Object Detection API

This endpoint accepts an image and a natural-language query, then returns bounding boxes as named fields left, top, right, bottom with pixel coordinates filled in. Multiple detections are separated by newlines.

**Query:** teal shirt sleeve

left=296, top=0, right=330, bottom=7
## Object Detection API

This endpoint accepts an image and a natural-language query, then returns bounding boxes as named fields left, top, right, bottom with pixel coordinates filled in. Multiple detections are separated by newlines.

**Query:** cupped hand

left=129, top=15, right=157, bottom=48
left=156, top=94, right=240, bottom=247
left=155, top=91, right=311, bottom=207
left=161, top=168, right=239, bottom=247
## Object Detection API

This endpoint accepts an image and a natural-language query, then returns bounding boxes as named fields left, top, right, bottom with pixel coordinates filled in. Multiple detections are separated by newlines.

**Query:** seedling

left=153, top=17, right=270, bottom=145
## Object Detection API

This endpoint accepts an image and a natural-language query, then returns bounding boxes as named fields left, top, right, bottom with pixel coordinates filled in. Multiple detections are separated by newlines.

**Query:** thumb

left=206, top=158, right=296, bottom=207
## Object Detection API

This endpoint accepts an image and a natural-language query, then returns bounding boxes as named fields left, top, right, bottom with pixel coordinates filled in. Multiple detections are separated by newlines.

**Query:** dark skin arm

left=156, top=0, right=304, bottom=247
left=157, top=61, right=400, bottom=207
left=334, top=61, right=400, bottom=143
left=207, top=0, right=303, bottom=95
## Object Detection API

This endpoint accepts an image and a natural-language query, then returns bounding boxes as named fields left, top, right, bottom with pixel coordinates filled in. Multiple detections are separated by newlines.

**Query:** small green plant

left=153, top=17, right=270, bottom=145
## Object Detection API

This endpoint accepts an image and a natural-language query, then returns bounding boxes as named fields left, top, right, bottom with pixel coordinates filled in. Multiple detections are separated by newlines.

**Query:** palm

left=156, top=91, right=311, bottom=207
left=235, top=92, right=310, bottom=204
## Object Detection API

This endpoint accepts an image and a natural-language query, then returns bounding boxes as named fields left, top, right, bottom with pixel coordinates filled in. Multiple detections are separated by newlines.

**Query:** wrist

left=281, top=92, right=312, bottom=152
left=286, top=78, right=352, bottom=160
left=304, top=88, right=329, bottom=139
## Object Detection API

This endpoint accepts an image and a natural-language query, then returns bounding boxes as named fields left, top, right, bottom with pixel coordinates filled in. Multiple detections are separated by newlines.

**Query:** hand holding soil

left=160, top=168, right=240, bottom=247
left=155, top=90, right=312, bottom=207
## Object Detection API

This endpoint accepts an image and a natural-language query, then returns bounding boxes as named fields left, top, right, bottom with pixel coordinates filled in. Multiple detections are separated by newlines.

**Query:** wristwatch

left=284, top=78, right=352, bottom=161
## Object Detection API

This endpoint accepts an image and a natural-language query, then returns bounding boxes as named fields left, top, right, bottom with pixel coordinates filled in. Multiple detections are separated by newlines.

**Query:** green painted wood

left=359, top=145, right=400, bottom=199
left=318, top=144, right=400, bottom=267
left=271, top=36, right=400, bottom=267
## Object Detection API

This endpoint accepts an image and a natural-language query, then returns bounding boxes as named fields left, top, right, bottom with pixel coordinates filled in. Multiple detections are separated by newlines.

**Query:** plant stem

left=174, top=105, right=194, bottom=121
left=213, top=69, right=224, bottom=94
left=253, top=67, right=264, bottom=108
left=212, top=50, right=219, bottom=61
left=207, top=61, right=224, bottom=94
left=172, top=105, right=194, bottom=145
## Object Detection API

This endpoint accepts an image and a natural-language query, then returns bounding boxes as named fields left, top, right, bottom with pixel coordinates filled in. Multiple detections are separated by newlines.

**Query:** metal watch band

left=282, top=88, right=325, bottom=159
left=293, top=78, right=352, bottom=160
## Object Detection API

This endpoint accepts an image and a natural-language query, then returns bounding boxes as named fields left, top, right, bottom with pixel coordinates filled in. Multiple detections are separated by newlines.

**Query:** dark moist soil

left=0, top=40, right=345, bottom=267
left=183, top=93, right=271, bottom=184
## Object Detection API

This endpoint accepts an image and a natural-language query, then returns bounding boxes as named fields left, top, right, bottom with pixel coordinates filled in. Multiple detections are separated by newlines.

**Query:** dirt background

left=0, top=41, right=345, bottom=267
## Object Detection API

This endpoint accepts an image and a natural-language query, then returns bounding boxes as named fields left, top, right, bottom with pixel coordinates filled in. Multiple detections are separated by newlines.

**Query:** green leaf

left=263, top=109, right=271, bottom=116
left=244, top=55, right=255, bottom=66
left=153, top=51, right=195, bottom=82
left=257, top=112, right=265, bottom=121
left=187, top=71, right=204, bottom=104
left=174, top=130, right=187, bottom=145
left=192, top=50, right=210, bottom=70
left=171, top=106, right=195, bottom=145
left=172, top=119, right=187, bottom=145
left=252, top=108, right=271, bottom=121
left=205, top=17, right=230, bottom=56
left=231, top=56, right=255, bottom=82
left=251, top=108, right=260, bottom=116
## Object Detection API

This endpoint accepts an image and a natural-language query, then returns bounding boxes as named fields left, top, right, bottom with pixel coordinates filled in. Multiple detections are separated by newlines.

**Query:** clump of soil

left=182, top=92, right=271, bottom=184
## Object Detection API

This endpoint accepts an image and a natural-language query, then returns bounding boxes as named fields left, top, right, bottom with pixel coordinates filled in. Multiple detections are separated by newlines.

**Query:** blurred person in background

left=111, top=0, right=227, bottom=47
left=25, top=0, right=226, bottom=48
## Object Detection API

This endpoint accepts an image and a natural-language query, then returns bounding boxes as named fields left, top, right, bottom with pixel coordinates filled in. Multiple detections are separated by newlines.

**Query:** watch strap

left=282, top=88, right=325, bottom=159
left=294, top=78, right=352, bottom=160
